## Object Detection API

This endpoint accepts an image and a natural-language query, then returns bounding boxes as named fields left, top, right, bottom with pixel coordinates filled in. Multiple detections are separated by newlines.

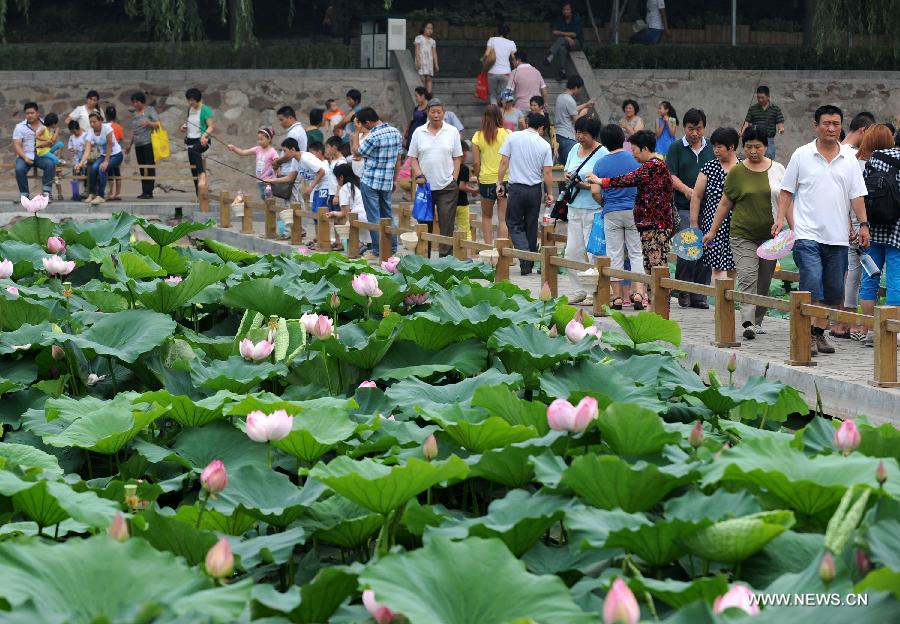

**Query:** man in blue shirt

left=545, top=2, right=583, bottom=80
left=352, top=107, right=402, bottom=256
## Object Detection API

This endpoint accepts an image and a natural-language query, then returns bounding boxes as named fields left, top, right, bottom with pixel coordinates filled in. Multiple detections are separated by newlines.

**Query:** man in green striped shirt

left=739, top=86, right=785, bottom=159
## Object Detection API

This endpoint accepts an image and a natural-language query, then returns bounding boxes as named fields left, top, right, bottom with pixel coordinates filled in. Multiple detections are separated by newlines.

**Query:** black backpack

left=864, top=152, right=900, bottom=225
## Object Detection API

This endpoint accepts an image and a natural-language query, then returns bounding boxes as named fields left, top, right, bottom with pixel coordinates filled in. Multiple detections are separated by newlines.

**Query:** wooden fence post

left=650, top=265, right=670, bottom=319
left=495, top=238, right=512, bottom=282
left=398, top=204, right=411, bottom=229
left=290, top=203, right=303, bottom=245
left=315, top=214, right=331, bottom=252
left=469, top=212, right=478, bottom=241
left=452, top=230, right=467, bottom=260
left=593, top=256, right=611, bottom=317
left=712, top=277, right=740, bottom=347
left=870, top=306, right=900, bottom=387
left=241, top=201, right=254, bottom=234
left=198, top=182, right=209, bottom=213
left=414, top=223, right=428, bottom=257
left=348, top=219, right=360, bottom=258
left=218, top=191, right=231, bottom=228
left=263, top=198, right=277, bottom=239
left=541, top=245, right=558, bottom=297
left=787, top=290, right=815, bottom=366
left=378, top=218, right=392, bottom=262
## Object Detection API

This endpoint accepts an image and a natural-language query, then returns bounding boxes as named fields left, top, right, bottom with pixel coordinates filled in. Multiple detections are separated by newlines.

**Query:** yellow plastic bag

left=151, top=125, right=170, bottom=161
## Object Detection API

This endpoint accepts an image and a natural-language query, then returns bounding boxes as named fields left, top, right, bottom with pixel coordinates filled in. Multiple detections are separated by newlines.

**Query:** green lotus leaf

left=7, top=215, right=54, bottom=246
left=468, top=444, right=544, bottom=488
left=396, top=313, right=473, bottom=350
left=0, top=442, right=62, bottom=475
left=605, top=517, right=713, bottom=566
left=131, top=241, right=191, bottom=274
left=271, top=406, right=361, bottom=463
left=740, top=531, right=824, bottom=589
left=856, top=568, right=900, bottom=599
left=320, top=315, right=404, bottom=369
left=866, top=519, right=900, bottom=571
left=488, top=324, right=595, bottom=380
left=137, top=261, right=234, bottom=313
left=189, top=355, right=288, bottom=393
left=429, top=404, right=538, bottom=453
left=679, top=510, right=796, bottom=563
left=51, top=309, right=175, bottom=363
left=100, top=251, right=166, bottom=280
left=599, top=402, right=682, bottom=456
left=0, top=360, right=38, bottom=396
left=309, top=455, right=469, bottom=515
left=57, top=212, right=137, bottom=247
left=607, top=308, right=682, bottom=345
left=251, top=567, right=359, bottom=624
left=765, top=544, right=854, bottom=597
left=628, top=575, right=730, bottom=610
left=220, top=277, right=306, bottom=318
left=687, top=376, right=807, bottom=420
left=135, top=389, right=239, bottom=427
left=137, top=217, right=216, bottom=247
left=172, top=420, right=269, bottom=471
left=665, top=488, right=762, bottom=523
left=858, top=422, right=900, bottom=463
left=561, top=454, right=696, bottom=512
left=203, top=237, right=258, bottom=263
left=471, top=384, right=550, bottom=434
left=326, top=271, right=405, bottom=309
left=230, top=526, right=306, bottom=569
left=0, top=471, right=119, bottom=528
left=426, top=489, right=574, bottom=556
left=564, top=505, right=651, bottom=550
left=301, top=495, right=383, bottom=548
left=372, top=339, right=487, bottom=380
left=360, top=536, right=595, bottom=624
left=131, top=505, right=219, bottom=566
left=397, top=254, right=494, bottom=282
left=700, top=436, right=900, bottom=519
left=0, top=296, right=54, bottom=331
left=386, top=369, right=522, bottom=413
left=171, top=501, right=257, bottom=536
left=208, top=464, right=325, bottom=526
left=0, top=240, right=47, bottom=278
left=540, top=360, right=667, bottom=413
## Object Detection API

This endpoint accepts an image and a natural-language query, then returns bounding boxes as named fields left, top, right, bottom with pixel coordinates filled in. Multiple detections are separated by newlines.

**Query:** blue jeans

left=90, top=153, right=124, bottom=197
left=859, top=242, right=900, bottom=305
left=631, top=28, right=664, bottom=44
left=15, top=155, right=56, bottom=195
left=765, top=136, right=776, bottom=159
left=793, top=238, right=849, bottom=305
left=557, top=137, right=576, bottom=166
left=360, top=183, right=397, bottom=255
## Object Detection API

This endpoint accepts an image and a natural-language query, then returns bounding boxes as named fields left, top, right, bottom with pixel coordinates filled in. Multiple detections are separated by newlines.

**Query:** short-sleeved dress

left=699, top=159, right=736, bottom=271
left=414, top=35, right=436, bottom=76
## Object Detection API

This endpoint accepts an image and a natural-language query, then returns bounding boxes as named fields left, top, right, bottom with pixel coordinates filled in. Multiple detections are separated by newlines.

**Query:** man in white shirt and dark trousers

left=774, top=104, right=869, bottom=356
left=408, top=99, right=463, bottom=257
left=496, top=113, right=554, bottom=275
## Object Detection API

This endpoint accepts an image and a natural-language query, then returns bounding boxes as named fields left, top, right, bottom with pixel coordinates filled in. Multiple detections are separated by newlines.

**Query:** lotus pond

left=0, top=213, right=899, bottom=624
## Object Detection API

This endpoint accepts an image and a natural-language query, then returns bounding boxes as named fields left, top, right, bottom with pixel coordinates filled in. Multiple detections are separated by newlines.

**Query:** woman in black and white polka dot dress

left=689, top=127, right=740, bottom=279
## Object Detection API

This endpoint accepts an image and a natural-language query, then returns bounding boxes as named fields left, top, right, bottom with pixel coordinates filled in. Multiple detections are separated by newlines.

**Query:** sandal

left=631, top=293, right=645, bottom=311
left=849, top=331, right=866, bottom=342
left=611, top=297, right=624, bottom=311
left=829, top=329, right=851, bottom=339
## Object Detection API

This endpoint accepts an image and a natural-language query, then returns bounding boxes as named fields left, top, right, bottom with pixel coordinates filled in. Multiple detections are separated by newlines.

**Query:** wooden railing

left=215, top=195, right=900, bottom=388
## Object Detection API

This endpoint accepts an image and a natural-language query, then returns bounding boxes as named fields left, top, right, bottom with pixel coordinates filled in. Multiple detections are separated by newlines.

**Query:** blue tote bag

left=412, top=182, right=434, bottom=223
left=585, top=212, right=606, bottom=256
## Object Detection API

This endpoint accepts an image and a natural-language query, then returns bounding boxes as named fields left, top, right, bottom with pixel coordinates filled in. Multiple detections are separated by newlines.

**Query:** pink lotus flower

left=300, top=311, right=319, bottom=335
left=47, top=236, right=66, bottom=254
left=546, top=396, right=599, bottom=433
left=404, top=293, right=428, bottom=306
left=107, top=511, right=129, bottom=542
left=42, top=255, right=75, bottom=276
left=330, top=291, right=341, bottom=309
left=603, top=578, right=640, bottom=624
left=311, top=315, right=334, bottom=339
left=423, top=433, right=438, bottom=460
left=245, top=409, right=294, bottom=442
left=6, top=286, right=19, bottom=298
left=380, top=256, right=400, bottom=273
left=359, top=380, right=377, bottom=389
left=834, top=419, right=861, bottom=456
left=200, top=459, right=227, bottom=495
left=713, top=583, right=759, bottom=616
left=297, top=245, right=310, bottom=255
left=205, top=537, right=234, bottom=579
left=51, top=344, right=65, bottom=360
left=352, top=273, right=382, bottom=298
left=689, top=421, right=704, bottom=449
left=565, top=310, right=600, bottom=343
left=165, top=275, right=183, bottom=285
left=21, top=194, right=48, bottom=213
left=363, top=589, right=399, bottom=624
left=539, top=281, right=552, bottom=301
left=239, top=338, right=274, bottom=361
left=0, top=259, right=14, bottom=279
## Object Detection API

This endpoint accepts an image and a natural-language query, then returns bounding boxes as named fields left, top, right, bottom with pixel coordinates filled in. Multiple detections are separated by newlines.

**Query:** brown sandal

left=611, top=297, right=624, bottom=310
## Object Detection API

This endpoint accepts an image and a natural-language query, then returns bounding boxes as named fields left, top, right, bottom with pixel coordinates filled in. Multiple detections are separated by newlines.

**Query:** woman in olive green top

left=702, top=125, right=785, bottom=340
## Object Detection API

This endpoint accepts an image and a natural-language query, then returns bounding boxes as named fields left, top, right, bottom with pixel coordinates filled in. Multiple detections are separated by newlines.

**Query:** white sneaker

left=577, top=267, right=599, bottom=277
left=754, top=324, right=767, bottom=335
left=90, top=196, right=106, bottom=205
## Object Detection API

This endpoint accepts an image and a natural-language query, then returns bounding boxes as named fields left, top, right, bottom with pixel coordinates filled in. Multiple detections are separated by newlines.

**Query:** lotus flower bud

left=238, top=338, right=275, bottom=361
left=856, top=548, right=872, bottom=575
left=833, top=419, right=861, bottom=456
left=311, top=315, right=334, bottom=339
left=819, top=550, right=835, bottom=585
left=876, top=461, right=887, bottom=485
left=603, top=578, right=640, bottom=624
left=0, top=258, right=14, bottom=279
left=352, top=273, right=383, bottom=298
left=712, top=583, right=759, bottom=615
left=539, top=281, right=552, bottom=301
left=6, top=285, right=19, bottom=297
left=200, top=459, right=227, bottom=495
left=165, top=275, right=183, bottom=285
left=47, top=236, right=67, bottom=254
left=51, top=344, right=65, bottom=360
left=423, top=433, right=438, bottom=460
left=727, top=353, right=737, bottom=374
left=297, top=245, right=310, bottom=255
left=363, top=589, right=399, bottom=624
left=359, top=380, right=377, bottom=389
left=330, top=291, right=341, bottom=309
left=205, top=537, right=234, bottom=579
left=108, top=511, right=129, bottom=542
left=404, top=293, right=428, bottom=306
left=565, top=318, right=586, bottom=343
left=689, top=421, right=704, bottom=449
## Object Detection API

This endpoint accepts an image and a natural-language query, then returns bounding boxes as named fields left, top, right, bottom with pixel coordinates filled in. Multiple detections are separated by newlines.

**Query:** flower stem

left=196, top=491, right=210, bottom=528
left=107, top=357, right=117, bottom=394
left=267, top=445, right=273, bottom=470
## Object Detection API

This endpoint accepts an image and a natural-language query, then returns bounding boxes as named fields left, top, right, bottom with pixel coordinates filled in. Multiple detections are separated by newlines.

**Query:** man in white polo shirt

left=496, top=112, right=554, bottom=275
left=773, top=104, right=869, bottom=356
left=408, top=98, right=463, bottom=257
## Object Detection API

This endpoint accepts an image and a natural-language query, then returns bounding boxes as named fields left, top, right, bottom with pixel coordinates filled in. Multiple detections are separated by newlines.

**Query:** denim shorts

left=792, top=238, right=849, bottom=305
left=479, top=182, right=506, bottom=201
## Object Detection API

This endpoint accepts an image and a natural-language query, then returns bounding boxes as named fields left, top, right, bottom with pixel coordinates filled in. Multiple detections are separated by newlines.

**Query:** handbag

left=550, top=144, right=604, bottom=222
left=151, top=124, right=170, bottom=161
left=482, top=48, right=496, bottom=73
left=271, top=182, right=293, bottom=200
left=585, top=212, right=606, bottom=256
left=475, top=71, right=489, bottom=102
left=412, top=182, right=433, bottom=222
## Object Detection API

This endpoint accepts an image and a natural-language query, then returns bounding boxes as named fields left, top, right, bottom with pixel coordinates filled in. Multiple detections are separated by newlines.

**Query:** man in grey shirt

left=126, top=92, right=160, bottom=199
left=554, top=75, right=594, bottom=165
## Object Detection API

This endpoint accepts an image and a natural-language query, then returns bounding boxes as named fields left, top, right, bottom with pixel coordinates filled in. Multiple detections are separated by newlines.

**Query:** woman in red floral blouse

left=588, top=129, right=675, bottom=275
